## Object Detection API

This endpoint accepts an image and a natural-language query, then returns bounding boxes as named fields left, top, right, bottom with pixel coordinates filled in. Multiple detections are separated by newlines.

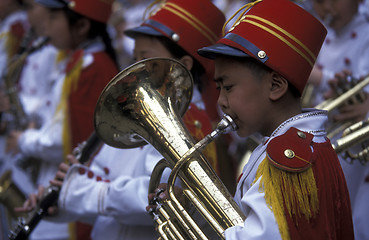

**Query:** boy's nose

left=217, top=91, right=228, bottom=112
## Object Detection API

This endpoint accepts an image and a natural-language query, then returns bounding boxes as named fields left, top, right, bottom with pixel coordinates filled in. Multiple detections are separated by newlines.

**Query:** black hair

left=52, top=7, right=118, bottom=68
left=155, top=36, right=206, bottom=92
left=288, top=81, right=300, bottom=98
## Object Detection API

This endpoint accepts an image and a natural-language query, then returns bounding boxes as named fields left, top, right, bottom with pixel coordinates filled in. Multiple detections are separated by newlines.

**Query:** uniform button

left=351, top=31, right=357, bottom=39
left=284, top=149, right=295, bottom=159
left=104, top=167, right=110, bottom=175
left=344, top=57, right=351, bottom=66
left=365, top=175, right=369, bottom=183
left=96, top=176, right=102, bottom=182
left=78, top=167, right=86, bottom=175
left=87, top=171, right=94, bottom=179
left=297, top=131, right=306, bottom=139
left=68, top=1, right=76, bottom=8
left=171, top=33, right=180, bottom=42
left=194, top=120, right=202, bottom=129
left=257, top=50, right=266, bottom=59
left=104, top=179, right=111, bottom=183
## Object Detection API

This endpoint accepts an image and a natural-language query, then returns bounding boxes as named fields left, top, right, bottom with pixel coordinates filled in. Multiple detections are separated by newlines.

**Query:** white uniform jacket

left=225, top=109, right=328, bottom=239
left=17, top=40, right=107, bottom=240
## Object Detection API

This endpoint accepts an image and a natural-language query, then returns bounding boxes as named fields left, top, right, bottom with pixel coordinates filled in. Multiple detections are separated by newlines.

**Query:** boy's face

left=214, top=57, right=272, bottom=137
left=24, top=0, right=50, bottom=36
left=44, top=9, right=73, bottom=50
left=312, top=0, right=360, bottom=31
left=0, top=0, right=18, bottom=20
left=133, top=35, right=173, bottom=62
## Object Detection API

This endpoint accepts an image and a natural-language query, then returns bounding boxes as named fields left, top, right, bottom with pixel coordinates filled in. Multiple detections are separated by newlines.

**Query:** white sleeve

left=224, top=178, right=281, bottom=240
left=54, top=165, right=105, bottom=224
left=17, top=113, right=63, bottom=163
left=55, top=166, right=153, bottom=225
left=103, top=174, right=153, bottom=225
left=56, top=147, right=161, bottom=226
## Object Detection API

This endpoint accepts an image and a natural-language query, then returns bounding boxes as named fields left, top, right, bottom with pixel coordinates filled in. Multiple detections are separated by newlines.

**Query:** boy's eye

left=223, top=85, right=233, bottom=91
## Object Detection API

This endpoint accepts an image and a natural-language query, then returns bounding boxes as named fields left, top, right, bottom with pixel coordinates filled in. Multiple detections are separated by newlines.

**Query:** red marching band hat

left=125, top=0, right=225, bottom=75
left=36, top=0, right=113, bottom=24
left=198, top=0, right=327, bottom=95
left=125, top=0, right=226, bottom=122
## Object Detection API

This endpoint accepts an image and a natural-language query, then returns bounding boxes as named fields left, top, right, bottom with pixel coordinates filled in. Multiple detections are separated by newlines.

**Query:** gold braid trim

left=55, top=51, right=84, bottom=159
left=252, top=157, right=319, bottom=240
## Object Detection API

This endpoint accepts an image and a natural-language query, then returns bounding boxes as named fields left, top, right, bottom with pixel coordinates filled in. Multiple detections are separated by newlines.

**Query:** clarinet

left=8, top=132, right=102, bottom=240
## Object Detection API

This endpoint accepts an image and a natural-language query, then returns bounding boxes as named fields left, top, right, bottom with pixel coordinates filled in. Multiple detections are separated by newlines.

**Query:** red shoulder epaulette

left=10, top=21, right=26, bottom=40
left=266, top=127, right=314, bottom=172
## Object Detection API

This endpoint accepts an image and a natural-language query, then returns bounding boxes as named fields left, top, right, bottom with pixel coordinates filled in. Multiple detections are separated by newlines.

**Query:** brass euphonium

left=94, top=58, right=245, bottom=240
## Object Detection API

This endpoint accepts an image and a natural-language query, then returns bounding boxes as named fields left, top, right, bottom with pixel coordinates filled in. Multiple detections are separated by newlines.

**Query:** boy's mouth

left=226, top=114, right=239, bottom=128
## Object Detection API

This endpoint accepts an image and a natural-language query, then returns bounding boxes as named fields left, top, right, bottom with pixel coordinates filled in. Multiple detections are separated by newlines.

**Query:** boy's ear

left=76, top=18, right=91, bottom=36
left=179, top=55, right=194, bottom=71
left=269, top=72, right=289, bottom=101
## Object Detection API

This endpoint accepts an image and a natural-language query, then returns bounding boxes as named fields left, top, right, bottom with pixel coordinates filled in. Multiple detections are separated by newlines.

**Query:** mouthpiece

left=216, top=114, right=238, bottom=135
left=192, top=114, right=237, bottom=152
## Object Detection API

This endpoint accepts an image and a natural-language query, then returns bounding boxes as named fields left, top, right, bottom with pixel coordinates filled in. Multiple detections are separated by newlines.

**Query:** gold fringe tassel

left=5, top=33, right=17, bottom=63
left=68, top=222, right=76, bottom=240
left=56, top=50, right=67, bottom=64
left=55, top=51, right=84, bottom=159
left=252, top=157, right=319, bottom=240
